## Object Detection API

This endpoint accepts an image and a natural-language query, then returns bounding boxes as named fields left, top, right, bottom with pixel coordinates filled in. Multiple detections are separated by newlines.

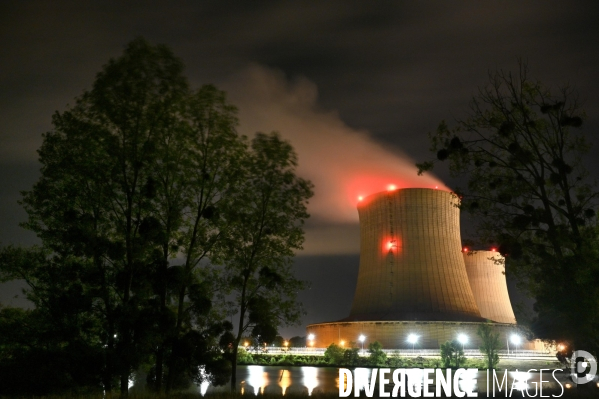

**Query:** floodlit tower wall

left=349, top=188, right=483, bottom=322
left=463, top=251, right=517, bottom=324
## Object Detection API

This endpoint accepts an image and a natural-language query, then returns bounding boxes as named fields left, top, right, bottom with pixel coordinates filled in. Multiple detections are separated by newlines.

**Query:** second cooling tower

left=463, top=250, right=516, bottom=324
left=349, top=188, right=483, bottom=322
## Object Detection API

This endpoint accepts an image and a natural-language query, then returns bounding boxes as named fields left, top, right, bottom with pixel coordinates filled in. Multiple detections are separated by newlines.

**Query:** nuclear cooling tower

left=349, top=188, right=484, bottom=322
left=463, top=250, right=516, bottom=324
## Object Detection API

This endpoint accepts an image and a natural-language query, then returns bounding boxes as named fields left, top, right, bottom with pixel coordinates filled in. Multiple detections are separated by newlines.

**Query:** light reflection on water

left=302, top=367, right=319, bottom=395
left=406, top=368, right=423, bottom=395
left=353, top=368, right=370, bottom=393
left=279, top=369, right=291, bottom=395
left=509, top=370, right=532, bottom=393
left=206, top=366, right=333, bottom=396
left=349, top=368, right=476, bottom=397
left=200, top=366, right=569, bottom=396
left=198, top=380, right=209, bottom=396
left=457, top=368, right=477, bottom=395
left=247, top=365, right=267, bottom=395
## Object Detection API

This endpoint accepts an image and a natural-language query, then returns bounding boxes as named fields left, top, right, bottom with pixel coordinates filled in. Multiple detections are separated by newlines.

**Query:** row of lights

left=384, top=244, right=500, bottom=253
left=357, top=185, right=441, bottom=202
left=243, top=340, right=291, bottom=347
left=462, top=247, right=497, bottom=252
left=247, top=333, right=524, bottom=354
left=306, top=332, right=524, bottom=351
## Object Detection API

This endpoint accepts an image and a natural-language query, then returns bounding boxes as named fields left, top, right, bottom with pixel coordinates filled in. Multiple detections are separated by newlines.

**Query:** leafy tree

left=160, top=84, right=246, bottom=393
left=235, top=348, right=254, bottom=364
left=417, top=62, right=599, bottom=353
left=271, top=335, right=286, bottom=347
left=289, top=336, right=306, bottom=347
left=19, top=38, right=193, bottom=394
left=440, top=340, right=465, bottom=368
left=387, top=354, right=405, bottom=368
left=4, top=38, right=311, bottom=396
left=0, top=284, right=103, bottom=396
left=440, top=341, right=453, bottom=368
left=324, top=343, right=345, bottom=364
left=477, top=324, right=501, bottom=369
left=15, top=38, right=245, bottom=395
left=221, top=132, right=313, bottom=390
left=342, top=347, right=361, bottom=366
left=367, top=341, right=387, bottom=366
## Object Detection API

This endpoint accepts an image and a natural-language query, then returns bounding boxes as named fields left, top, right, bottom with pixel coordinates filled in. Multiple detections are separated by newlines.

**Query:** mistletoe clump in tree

left=417, top=62, right=599, bottom=354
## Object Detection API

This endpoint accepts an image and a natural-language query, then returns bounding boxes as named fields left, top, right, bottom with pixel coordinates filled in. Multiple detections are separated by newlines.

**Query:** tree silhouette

left=221, top=132, right=313, bottom=390
left=1, top=37, right=314, bottom=397
left=418, top=62, right=599, bottom=354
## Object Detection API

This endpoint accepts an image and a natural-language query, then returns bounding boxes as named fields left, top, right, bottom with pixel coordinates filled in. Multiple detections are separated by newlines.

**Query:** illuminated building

left=349, top=188, right=481, bottom=322
left=307, top=188, right=536, bottom=349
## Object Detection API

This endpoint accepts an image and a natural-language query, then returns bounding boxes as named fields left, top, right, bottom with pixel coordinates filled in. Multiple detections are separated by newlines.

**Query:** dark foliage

left=1, top=38, right=310, bottom=396
left=418, top=61, right=599, bottom=354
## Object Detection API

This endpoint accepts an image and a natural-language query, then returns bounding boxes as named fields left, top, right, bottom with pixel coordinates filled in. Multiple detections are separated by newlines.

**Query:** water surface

left=201, top=365, right=576, bottom=396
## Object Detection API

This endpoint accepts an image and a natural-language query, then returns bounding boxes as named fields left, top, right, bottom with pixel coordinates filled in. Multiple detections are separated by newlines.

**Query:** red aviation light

left=386, top=240, right=398, bottom=252
left=491, top=248, right=497, bottom=252
left=463, top=247, right=468, bottom=253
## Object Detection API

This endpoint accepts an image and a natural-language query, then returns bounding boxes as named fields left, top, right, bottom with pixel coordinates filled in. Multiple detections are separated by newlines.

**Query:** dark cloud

left=1, top=0, right=599, bottom=335
left=281, top=254, right=360, bottom=338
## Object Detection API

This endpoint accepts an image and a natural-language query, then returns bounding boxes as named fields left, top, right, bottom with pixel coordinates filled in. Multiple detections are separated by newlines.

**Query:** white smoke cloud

left=222, top=64, right=447, bottom=254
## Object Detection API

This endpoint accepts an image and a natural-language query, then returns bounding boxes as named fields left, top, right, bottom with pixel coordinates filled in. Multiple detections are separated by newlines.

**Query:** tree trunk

left=103, top=329, right=115, bottom=393
left=155, top=249, right=169, bottom=392
left=165, top=283, right=187, bottom=393
left=231, top=288, right=247, bottom=392
left=97, top=252, right=115, bottom=394
left=230, top=344, right=239, bottom=392
left=120, top=372, right=129, bottom=396
left=102, top=358, right=113, bottom=393
left=155, top=347, right=164, bottom=393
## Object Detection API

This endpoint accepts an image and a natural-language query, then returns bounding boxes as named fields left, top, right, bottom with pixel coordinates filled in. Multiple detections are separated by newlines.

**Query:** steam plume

left=223, top=64, right=447, bottom=224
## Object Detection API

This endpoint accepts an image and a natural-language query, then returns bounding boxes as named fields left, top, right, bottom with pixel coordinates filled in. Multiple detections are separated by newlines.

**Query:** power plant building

left=307, top=188, right=534, bottom=350
left=349, top=189, right=482, bottom=322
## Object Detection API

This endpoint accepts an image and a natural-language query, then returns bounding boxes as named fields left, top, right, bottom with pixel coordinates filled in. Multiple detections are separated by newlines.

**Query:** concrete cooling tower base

left=306, top=321, right=543, bottom=350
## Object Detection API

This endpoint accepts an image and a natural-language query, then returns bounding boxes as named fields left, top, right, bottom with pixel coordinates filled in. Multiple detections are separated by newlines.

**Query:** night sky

left=1, top=1, right=599, bottom=337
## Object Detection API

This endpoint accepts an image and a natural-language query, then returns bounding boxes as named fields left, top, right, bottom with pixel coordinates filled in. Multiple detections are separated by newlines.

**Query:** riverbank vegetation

left=236, top=344, right=487, bottom=369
